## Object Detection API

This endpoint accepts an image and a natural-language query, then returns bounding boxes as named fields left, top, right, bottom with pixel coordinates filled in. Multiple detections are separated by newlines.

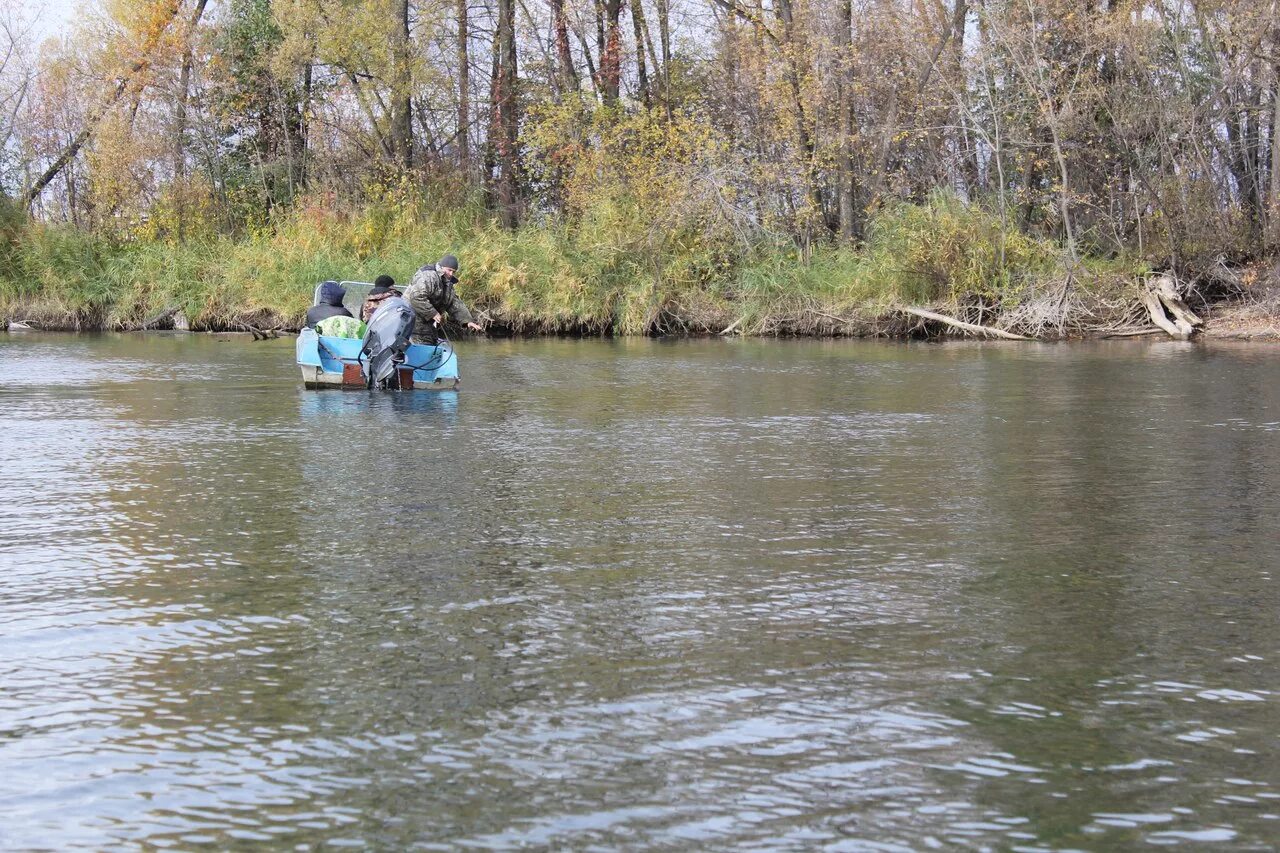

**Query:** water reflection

left=0, top=333, right=1277, bottom=848
left=298, top=386, right=459, bottom=421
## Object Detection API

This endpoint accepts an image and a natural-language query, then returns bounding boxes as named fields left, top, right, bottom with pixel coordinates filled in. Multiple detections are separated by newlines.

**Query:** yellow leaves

left=526, top=104, right=730, bottom=240
left=101, top=0, right=184, bottom=70
left=861, top=191, right=1058, bottom=305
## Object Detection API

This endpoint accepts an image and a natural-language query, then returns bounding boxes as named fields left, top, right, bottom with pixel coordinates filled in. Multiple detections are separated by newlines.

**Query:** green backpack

left=315, top=315, right=366, bottom=339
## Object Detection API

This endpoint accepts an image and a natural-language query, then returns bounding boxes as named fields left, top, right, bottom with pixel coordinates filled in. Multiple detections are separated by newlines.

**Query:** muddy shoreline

left=6, top=297, right=1280, bottom=341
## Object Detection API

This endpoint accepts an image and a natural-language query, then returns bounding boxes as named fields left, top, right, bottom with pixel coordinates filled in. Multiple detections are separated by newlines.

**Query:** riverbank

left=10, top=272, right=1279, bottom=341
left=3, top=195, right=1274, bottom=340
left=8, top=297, right=1279, bottom=340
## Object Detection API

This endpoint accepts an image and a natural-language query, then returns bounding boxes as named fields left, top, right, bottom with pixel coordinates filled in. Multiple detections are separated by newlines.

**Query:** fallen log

left=1140, top=274, right=1201, bottom=339
left=1152, top=274, right=1203, bottom=329
left=719, top=316, right=746, bottom=336
left=901, top=306, right=1030, bottom=340
left=1101, top=327, right=1165, bottom=339
left=135, top=304, right=181, bottom=331
left=1140, top=288, right=1190, bottom=339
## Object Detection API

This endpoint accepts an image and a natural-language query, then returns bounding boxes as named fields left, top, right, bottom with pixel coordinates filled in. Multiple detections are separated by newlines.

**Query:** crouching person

left=402, top=254, right=482, bottom=344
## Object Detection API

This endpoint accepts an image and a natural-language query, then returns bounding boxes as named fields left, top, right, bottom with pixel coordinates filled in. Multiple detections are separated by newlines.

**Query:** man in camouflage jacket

left=403, top=254, right=483, bottom=344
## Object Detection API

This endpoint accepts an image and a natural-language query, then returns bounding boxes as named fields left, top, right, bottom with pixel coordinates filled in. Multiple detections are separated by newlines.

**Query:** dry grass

left=0, top=194, right=1209, bottom=340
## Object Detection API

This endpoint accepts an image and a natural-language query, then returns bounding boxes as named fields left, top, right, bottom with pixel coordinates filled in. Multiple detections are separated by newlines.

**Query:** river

left=1, top=332, right=1277, bottom=849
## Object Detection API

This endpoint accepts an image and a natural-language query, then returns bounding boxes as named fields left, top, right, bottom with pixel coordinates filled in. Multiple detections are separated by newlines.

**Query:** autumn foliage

left=0, top=0, right=1277, bottom=333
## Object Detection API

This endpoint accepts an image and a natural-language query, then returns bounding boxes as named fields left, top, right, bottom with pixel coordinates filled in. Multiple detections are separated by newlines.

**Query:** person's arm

left=440, top=286, right=482, bottom=330
left=442, top=289, right=474, bottom=326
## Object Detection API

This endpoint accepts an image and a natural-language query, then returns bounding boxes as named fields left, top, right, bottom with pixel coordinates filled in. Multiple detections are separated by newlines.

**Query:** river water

left=1, top=332, right=1277, bottom=849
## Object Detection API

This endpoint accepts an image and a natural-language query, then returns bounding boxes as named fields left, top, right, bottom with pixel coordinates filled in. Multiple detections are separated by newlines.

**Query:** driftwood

left=1141, top=274, right=1203, bottom=339
left=135, top=305, right=180, bottom=331
left=1139, top=288, right=1186, bottom=338
left=1101, top=327, right=1165, bottom=339
left=719, top=316, right=746, bottom=335
left=1154, top=274, right=1203, bottom=328
left=123, top=305, right=192, bottom=332
left=902, top=306, right=1030, bottom=340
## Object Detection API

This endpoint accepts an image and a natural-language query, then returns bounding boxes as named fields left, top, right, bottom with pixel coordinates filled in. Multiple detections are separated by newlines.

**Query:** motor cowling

left=361, top=296, right=416, bottom=388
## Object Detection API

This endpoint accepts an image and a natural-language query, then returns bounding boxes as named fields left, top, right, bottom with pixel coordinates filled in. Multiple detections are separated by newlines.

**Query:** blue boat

left=296, top=281, right=460, bottom=390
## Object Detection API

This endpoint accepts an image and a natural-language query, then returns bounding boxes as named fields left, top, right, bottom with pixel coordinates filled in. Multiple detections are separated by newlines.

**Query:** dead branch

left=133, top=304, right=180, bottom=331
left=720, top=316, right=746, bottom=335
left=1101, top=327, right=1164, bottom=338
left=901, top=306, right=1031, bottom=340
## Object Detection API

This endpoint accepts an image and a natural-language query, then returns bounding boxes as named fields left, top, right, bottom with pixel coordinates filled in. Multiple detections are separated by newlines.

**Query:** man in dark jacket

left=304, top=281, right=353, bottom=328
left=361, top=275, right=402, bottom=322
left=403, top=254, right=483, bottom=344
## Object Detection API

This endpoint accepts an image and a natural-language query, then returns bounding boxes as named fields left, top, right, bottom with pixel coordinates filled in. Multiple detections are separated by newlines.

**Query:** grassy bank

left=0, top=192, right=1165, bottom=337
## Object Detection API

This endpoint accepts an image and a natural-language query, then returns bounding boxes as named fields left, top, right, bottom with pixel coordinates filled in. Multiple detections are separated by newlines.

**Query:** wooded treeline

left=0, top=0, right=1278, bottom=329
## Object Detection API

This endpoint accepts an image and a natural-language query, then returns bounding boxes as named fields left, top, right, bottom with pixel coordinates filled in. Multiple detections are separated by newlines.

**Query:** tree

left=22, top=0, right=184, bottom=208
left=488, top=0, right=519, bottom=227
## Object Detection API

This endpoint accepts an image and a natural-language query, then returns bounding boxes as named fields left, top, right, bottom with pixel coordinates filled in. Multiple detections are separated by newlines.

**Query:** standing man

left=403, top=254, right=483, bottom=344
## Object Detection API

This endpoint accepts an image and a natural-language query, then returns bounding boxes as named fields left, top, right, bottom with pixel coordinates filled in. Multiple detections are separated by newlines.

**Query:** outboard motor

left=361, top=296, right=416, bottom=389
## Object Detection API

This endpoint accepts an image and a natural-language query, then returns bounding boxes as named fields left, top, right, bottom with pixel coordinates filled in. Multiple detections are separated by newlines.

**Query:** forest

left=0, top=0, right=1276, bottom=336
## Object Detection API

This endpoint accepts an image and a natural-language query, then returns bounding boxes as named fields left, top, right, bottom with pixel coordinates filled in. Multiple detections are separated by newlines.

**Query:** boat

left=296, top=280, right=460, bottom=390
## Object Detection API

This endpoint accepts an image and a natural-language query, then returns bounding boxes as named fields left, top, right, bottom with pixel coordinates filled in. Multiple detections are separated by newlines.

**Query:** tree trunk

left=773, top=0, right=820, bottom=245
left=457, top=0, right=470, bottom=169
left=299, top=61, right=312, bottom=184
left=1224, top=89, right=1261, bottom=234
left=173, top=0, right=209, bottom=239
left=600, top=0, right=622, bottom=104
left=836, top=0, right=854, bottom=241
left=1270, top=62, right=1280, bottom=245
left=24, top=0, right=183, bottom=207
left=655, top=0, right=672, bottom=122
left=488, top=0, right=519, bottom=227
left=595, top=0, right=607, bottom=89
left=948, top=0, right=974, bottom=196
left=551, top=0, right=577, bottom=97
left=284, top=67, right=308, bottom=200
left=636, top=1, right=662, bottom=105
left=573, top=22, right=601, bottom=101
left=390, top=0, right=413, bottom=169
left=630, top=0, right=651, bottom=108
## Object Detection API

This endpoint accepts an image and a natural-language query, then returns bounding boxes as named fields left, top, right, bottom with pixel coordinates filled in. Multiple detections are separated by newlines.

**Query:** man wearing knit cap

left=403, top=253, right=483, bottom=344
left=360, top=274, right=402, bottom=322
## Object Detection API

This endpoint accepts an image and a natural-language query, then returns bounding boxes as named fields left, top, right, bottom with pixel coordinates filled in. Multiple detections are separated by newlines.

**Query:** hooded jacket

left=305, top=281, right=353, bottom=328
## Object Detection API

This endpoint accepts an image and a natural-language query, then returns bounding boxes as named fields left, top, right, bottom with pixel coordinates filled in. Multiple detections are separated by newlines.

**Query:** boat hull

left=296, top=328, right=460, bottom=390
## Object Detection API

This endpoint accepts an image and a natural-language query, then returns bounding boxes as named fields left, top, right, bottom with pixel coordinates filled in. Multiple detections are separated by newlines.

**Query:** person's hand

left=432, top=312, right=443, bottom=326
left=466, top=322, right=483, bottom=332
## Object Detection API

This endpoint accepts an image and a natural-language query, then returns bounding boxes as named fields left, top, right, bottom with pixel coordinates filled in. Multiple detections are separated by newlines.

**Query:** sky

left=24, top=0, right=81, bottom=40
